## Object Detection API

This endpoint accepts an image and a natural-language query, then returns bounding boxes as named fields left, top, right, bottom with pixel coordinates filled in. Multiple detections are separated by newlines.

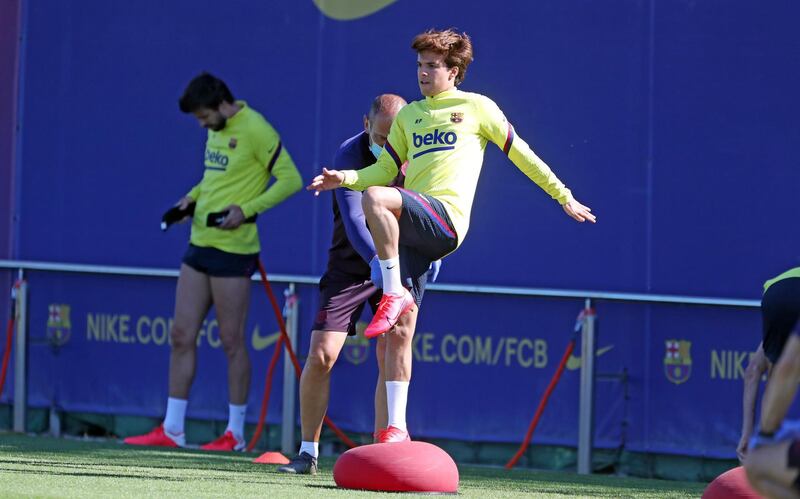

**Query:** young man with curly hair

left=308, top=29, right=595, bottom=443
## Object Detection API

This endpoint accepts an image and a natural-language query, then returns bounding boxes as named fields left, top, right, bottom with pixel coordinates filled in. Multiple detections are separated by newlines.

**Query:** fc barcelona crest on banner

left=343, top=321, right=371, bottom=365
left=664, top=339, right=692, bottom=385
left=47, top=304, right=72, bottom=347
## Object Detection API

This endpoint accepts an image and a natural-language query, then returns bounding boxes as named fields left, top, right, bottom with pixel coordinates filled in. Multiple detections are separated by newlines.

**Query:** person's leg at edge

left=123, top=264, right=211, bottom=447
left=209, top=275, right=252, bottom=443
left=298, top=330, right=349, bottom=458
left=166, top=264, right=213, bottom=442
left=745, top=440, right=800, bottom=499
left=379, top=304, right=419, bottom=442
left=374, top=335, right=388, bottom=439
left=362, top=187, right=404, bottom=295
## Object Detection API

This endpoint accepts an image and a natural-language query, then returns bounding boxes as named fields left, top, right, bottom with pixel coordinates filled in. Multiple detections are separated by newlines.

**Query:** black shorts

left=762, top=277, right=800, bottom=364
left=312, top=276, right=381, bottom=336
left=313, top=260, right=431, bottom=335
left=394, top=187, right=458, bottom=306
left=182, top=244, right=259, bottom=278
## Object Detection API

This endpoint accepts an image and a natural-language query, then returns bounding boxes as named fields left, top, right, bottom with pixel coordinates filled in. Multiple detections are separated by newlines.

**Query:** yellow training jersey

left=186, top=101, right=302, bottom=254
left=763, top=267, right=800, bottom=293
left=341, top=88, right=573, bottom=247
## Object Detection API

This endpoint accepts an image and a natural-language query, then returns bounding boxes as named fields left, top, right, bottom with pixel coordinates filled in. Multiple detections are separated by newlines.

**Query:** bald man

left=279, top=95, right=415, bottom=474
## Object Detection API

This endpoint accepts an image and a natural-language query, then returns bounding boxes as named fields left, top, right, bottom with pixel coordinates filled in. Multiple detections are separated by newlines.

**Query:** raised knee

left=362, top=187, right=386, bottom=212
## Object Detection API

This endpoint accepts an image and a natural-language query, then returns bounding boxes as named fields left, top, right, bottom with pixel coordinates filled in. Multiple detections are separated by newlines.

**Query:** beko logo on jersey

left=411, top=129, right=457, bottom=158
left=412, top=129, right=457, bottom=148
left=205, top=149, right=229, bottom=167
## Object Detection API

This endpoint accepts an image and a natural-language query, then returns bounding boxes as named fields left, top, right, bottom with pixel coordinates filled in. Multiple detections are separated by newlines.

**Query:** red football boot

left=123, top=425, right=184, bottom=447
left=364, top=289, right=414, bottom=338
left=200, top=431, right=246, bottom=452
left=375, top=425, right=411, bottom=443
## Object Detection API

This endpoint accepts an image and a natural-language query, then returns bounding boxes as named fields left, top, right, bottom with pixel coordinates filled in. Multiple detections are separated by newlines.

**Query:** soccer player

left=308, top=29, right=595, bottom=443
left=744, top=318, right=800, bottom=498
left=125, top=73, right=303, bottom=451
left=738, top=267, right=800, bottom=461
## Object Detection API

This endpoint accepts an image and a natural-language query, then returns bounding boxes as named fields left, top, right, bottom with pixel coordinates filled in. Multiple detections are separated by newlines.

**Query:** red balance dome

left=334, top=441, right=459, bottom=493
left=702, top=466, right=762, bottom=499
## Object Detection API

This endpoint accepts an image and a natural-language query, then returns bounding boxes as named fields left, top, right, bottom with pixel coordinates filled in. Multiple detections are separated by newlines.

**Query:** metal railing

left=0, top=259, right=760, bottom=307
left=0, top=259, right=760, bottom=472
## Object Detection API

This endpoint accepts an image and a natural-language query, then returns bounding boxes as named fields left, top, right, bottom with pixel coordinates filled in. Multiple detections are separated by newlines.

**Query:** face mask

left=369, top=141, right=383, bottom=159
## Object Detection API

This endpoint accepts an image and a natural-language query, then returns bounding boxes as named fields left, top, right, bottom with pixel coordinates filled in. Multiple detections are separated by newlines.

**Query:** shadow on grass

left=304, top=484, right=339, bottom=490
left=1, top=467, right=190, bottom=482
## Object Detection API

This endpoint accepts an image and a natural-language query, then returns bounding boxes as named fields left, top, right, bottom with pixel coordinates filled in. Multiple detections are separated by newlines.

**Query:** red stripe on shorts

left=396, top=187, right=456, bottom=239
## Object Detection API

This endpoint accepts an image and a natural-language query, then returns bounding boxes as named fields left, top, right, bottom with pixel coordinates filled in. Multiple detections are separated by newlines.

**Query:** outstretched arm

left=562, top=198, right=595, bottom=223
left=508, top=133, right=595, bottom=223
left=307, top=168, right=345, bottom=195
left=310, top=116, right=408, bottom=195
left=476, top=96, right=596, bottom=223
left=307, top=155, right=401, bottom=195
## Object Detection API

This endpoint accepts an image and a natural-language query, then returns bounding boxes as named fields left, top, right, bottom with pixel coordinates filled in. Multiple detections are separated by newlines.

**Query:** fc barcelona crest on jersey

left=664, top=339, right=692, bottom=385
left=450, top=112, right=464, bottom=123
left=229, top=137, right=238, bottom=149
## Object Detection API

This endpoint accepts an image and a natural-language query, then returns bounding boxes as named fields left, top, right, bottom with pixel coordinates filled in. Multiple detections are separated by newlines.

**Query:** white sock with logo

left=380, top=257, right=403, bottom=295
left=226, top=403, right=247, bottom=439
left=386, top=381, right=409, bottom=431
left=163, top=397, right=187, bottom=445
left=299, top=440, right=319, bottom=458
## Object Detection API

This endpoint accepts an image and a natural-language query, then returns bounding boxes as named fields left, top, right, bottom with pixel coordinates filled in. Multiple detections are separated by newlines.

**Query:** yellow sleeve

left=477, top=95, right=573, bottom=205
left=239, top=124, right=303, bottom=217
left=341, top=111, right=408, bottom=190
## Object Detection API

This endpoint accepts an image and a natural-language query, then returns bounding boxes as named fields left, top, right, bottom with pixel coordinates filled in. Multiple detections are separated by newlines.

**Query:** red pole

left=255, top=260, right=357, bottom=449
left=0, top=281, right=19, bottom=401
left=246, top=335, right=284, bottom=452
left=0, top=317, right=14, bottom=400
left=505, top=338, right=576, bottom=469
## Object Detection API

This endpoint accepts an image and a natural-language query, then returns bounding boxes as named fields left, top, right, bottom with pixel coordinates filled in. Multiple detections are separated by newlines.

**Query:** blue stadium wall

left=2, top=0, right=800, bottom=460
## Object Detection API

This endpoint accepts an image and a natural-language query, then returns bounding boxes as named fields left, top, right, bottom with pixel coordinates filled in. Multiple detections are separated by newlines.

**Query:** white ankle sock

left=299, top=440, right=319, bottom=458
left=386, top=381, right=409, bottom=431
left=226, top=403, right=247, bottom=439
left=380, top=257, right=403, bottom=295
left=164, top=397, right=187, bottom=436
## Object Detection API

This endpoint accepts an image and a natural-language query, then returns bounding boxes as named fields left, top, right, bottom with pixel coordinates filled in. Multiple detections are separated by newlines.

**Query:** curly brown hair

left=411, top=28, right=474, bottom=85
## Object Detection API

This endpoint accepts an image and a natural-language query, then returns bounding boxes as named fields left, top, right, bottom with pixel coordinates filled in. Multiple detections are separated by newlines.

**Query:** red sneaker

left=375, top=425, right=411, bottom=443
left=123, top=425, right=184, bottom=447
left=200, top=431, right=245, bottom=452
left=364, top=289, right=414, bottom=338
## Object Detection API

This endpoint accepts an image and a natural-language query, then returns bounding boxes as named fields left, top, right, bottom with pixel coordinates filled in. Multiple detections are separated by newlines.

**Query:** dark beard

left=209, top=117, right=227, bottom=131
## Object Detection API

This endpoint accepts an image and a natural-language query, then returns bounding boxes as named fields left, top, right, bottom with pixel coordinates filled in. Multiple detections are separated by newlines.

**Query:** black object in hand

left=206, top=210, right=258, bottom=227
left=161, top=202, right=196, bottom=231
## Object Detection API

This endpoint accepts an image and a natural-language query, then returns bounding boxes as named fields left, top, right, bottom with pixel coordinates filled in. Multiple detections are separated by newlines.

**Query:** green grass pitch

left=0, top=433, right=707, bottom=498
